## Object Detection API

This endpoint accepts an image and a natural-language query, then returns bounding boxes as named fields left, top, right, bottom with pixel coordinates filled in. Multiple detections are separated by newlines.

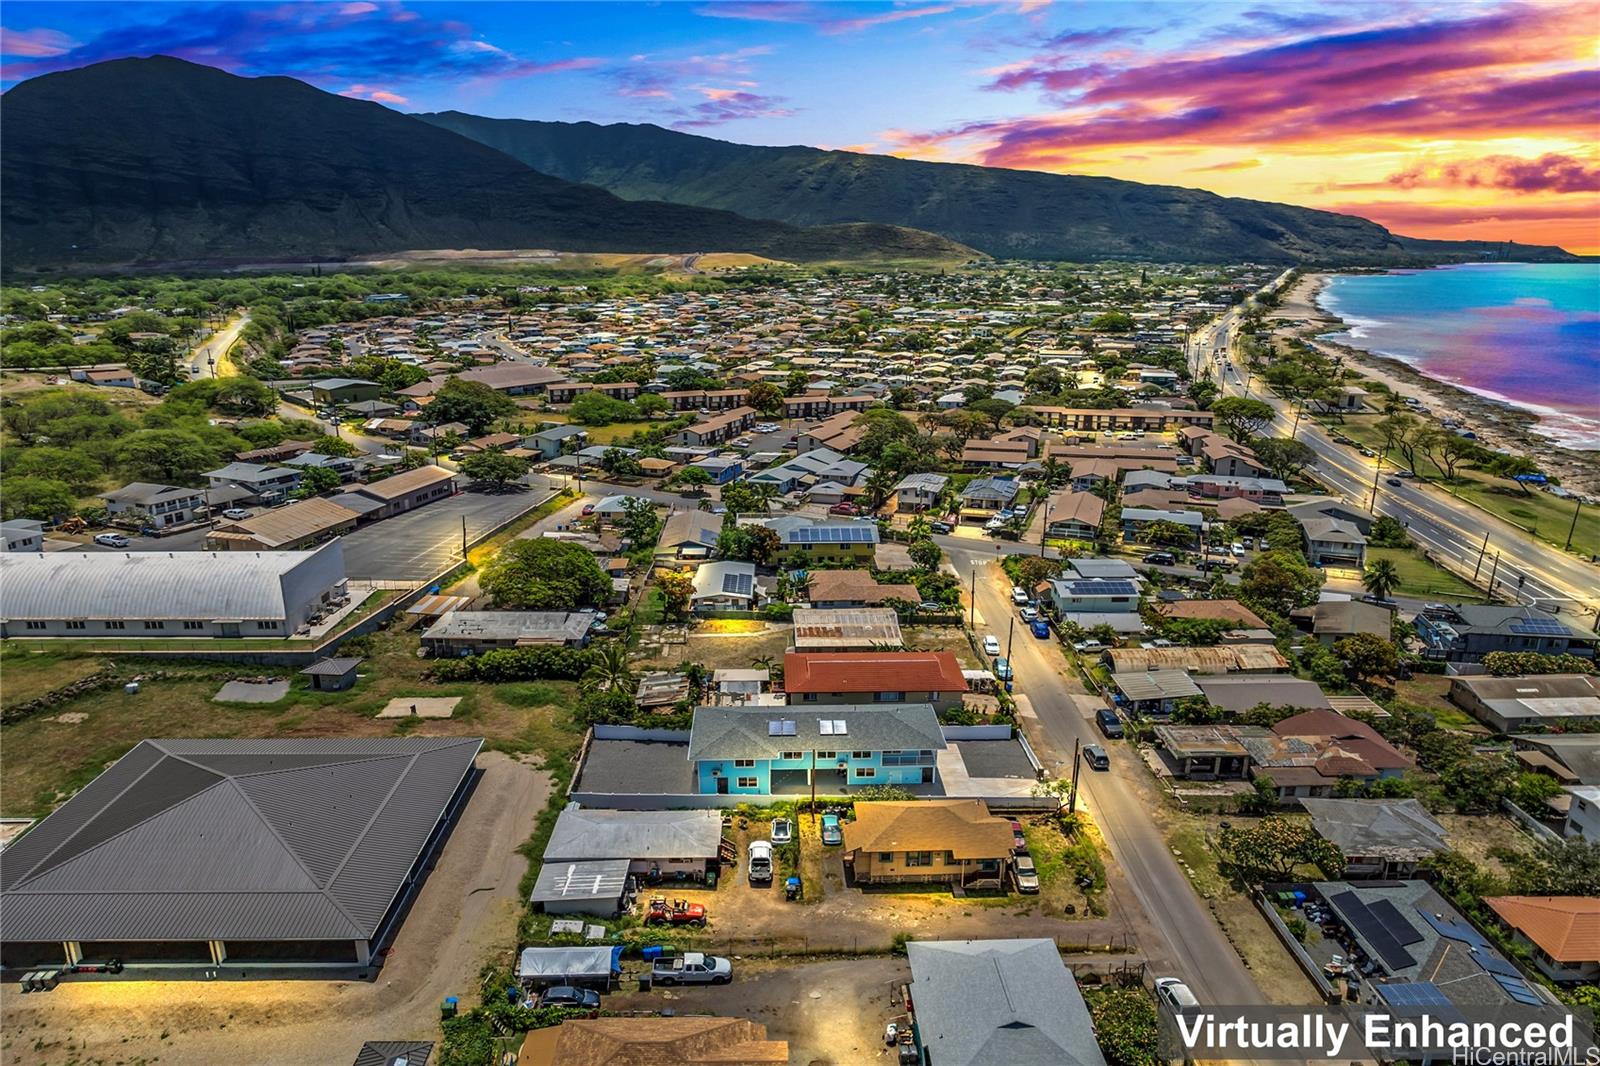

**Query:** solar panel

left=1493, top=974, right=1543, bottom=1006
left=768, top=719, right=796, bottom=736
left=1510, top=617, right=1567, bottom=635
left=1330, top=891, right=1416, bottom=972
left=1369, top=899, right=1425, bottom=947
left=819, top=720, right=835, bottom=736
left=721, top=572, right=754, bottom=596
left=1073, top=580, right=1138, bottom=595
left=1382, top=983, right=1452, bottom=1010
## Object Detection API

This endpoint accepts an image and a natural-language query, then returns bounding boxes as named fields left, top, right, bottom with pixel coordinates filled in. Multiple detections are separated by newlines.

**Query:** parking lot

left=341, top=481, right=556, bottom=582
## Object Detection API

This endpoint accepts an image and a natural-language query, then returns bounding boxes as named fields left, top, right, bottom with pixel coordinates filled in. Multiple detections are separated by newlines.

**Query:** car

left=1360, top=448, right=1377, bottom=458
left=1019, top=606, right=1038, bottom=623
left=770, top=817, right=792, bottom=844
left=1072, top=640, right=1105, bottom=654
left=1386, top=477, right=1402, bottom=487
left=828, top=503, right=859, bottom=516
left=917, top=601, right=945, bottom=613
left=221, top=508, right=251, bottom=521
left=1010, top=586, right=1030, bottom=605
left=1396, top=469, right=1416, bottom=479
left=1230, top=542, right=1245, bottom=557
left=1147, top=638, right=1174, bottom=648
left=929, top=521, right=953, bottom=534
left=1030, top=620, right=1051, bottom=639
left=1008, top=820, right=1026, bottom=851
left=1155, top=977, right=1199, bottom=1014
left=747, top=840, right=774, bottom=883
left=984, top=517, right=1005, bottom=531
left=731, top=436, right=753, bottom=448
left=1240, top=537, right=1254, bottom=549
left=581, top=504, right=596, bottom=516
left=1084, top=743, right=1110, bottom=770
left=754, top=422, right=780, bottom=433
left=93, top=533, right=130, bottom=548
left=538, top=985, right=601, bottom=1009
left=1096, top=708, right=1125, bottom=739
left=993, top=657, right=1013, bottom=682
left=652, top=952, right=732, bottom=986
left=1012, top=853, right=1040, bottom=894
left=1197, top=559, right=1234, bottom=573
left=983, top=635, right=1001, bottom=656
left=819, top=813, right=843, bottom=846
left=1143, top=551, right=1176, bottom=566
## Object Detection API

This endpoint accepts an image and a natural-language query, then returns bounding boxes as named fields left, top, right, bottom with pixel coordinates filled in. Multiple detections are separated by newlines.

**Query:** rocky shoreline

left=1270, top=273, right=1600, bottom=498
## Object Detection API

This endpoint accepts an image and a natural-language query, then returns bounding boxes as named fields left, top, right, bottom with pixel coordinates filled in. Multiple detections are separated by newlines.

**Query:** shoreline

left=1270, top=272, right=1600, bottom=498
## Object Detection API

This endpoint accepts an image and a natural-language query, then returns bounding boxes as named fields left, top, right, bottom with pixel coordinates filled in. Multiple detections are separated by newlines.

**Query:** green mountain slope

left=0, top=58, right=971, bottom=270
left=418, top=112, right=1578, bottom=265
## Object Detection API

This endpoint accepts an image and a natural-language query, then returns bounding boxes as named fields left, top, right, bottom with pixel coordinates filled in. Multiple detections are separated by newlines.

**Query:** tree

left=1085, top=988, right=1161, bottom=1066
left=1210, top=396, right=1275, bottom=440
left=1217, top=817, right=1343, bottom=882
left=1511, top=771, right=1562, bottom=812
left=1238, top=550, right=1324, bottom=616
left=570, top=391, right=639, bottom=426
left=114, top=429, right=224, bottom=485
left=1138, top=519, right=1195, bottom=548
left=581, top=641, right=635, bottom=696
left=783, top=370, right=811, bottom=396
left=969, top=397, right=1015, bottom=433
left=1186, top=380, right=1219, bottom=410
left=1377, top=413, right=1425, bottom=473
left=863, top=467, right=897, bottom=509
left=1511, top=838, right=1600, bottom=897
left=1, top=476, right=76, bottom=521
left=1361, top=558, right=1401, bottom=601
left=9, top=447, right=104, bottom=493
left=670, top=466, right=713, bottom=493
left=720, top=480, right=774, bottom=515
left=211, top=376, right=276, bottom=416
left=908, top=538, right=942, bottom=571
left=618, top=497, right=660, bottom=547
left=1482, top=651, right=1595, bottom=677
left=1090, top=311, right=1134, bottom=332
left=459, top=449, right=530, bottom=490
left=597, top=447, right=642, bottom=478
left=656, top=569, right=695, bottom=619
left=426, top=379, right=515, bottom=434
left=1333, top=633, right=1399, bottom=683
left=1482, top=453, right=1543, bottom=495
left=1368, top=516, right=1412, bottom=548
left=665, top=367, right=722, bottom=391
left=746, top=525, right=781, bottom=566
left=291, top=465, right=342, bottom=498
left=1419, top=429, right=1480, bottom=481
left=633, top=393, right=668, bottom=419
left=748, top=382, right=784, bottom=416
left=479, top=539, right=611, bottom=610
left=1251, top=437, right=1316, bottom=481
left=853, top=408, right=917, bottom=461
left=1023, top=365, right=1062, bottom=396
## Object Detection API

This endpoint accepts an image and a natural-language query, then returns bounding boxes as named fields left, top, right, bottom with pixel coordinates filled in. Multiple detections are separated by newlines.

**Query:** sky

left=3, top=1, right=1597, bottom=253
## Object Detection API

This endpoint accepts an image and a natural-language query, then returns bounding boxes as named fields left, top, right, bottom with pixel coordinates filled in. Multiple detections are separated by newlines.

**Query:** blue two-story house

left=687, top=704, right=946, bottom=796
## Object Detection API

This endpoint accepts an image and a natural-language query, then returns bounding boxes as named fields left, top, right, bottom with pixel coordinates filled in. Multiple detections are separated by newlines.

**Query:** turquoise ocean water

left=1317, top=263, right=1600, bottom=450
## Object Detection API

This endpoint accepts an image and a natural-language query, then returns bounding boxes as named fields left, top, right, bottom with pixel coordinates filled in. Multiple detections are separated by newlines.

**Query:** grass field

left=1324, top=415, right=1600, bottom=558
left=1366, top=547, right=1489, bottom=602
left=0, top=628, right=582, bottom=818
left=0, top=646, right=110, bottom=706
left=1392, top=675, right=1486, bottom=732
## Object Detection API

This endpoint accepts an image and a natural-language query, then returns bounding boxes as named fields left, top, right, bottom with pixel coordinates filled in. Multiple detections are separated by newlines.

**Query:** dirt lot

left=1438, top=812, right=1537, bottom=880
left=634, top=620, right=980, bottom=674
left=0, top=752, right=549, bottom=1066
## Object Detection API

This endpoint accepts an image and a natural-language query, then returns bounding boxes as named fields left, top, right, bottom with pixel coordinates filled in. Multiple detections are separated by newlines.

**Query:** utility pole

left=969, top=564, right=977, bottom=628
left=461, top=515, right=468, bottom=560
left=1367, top=452, right=1385, bottom=512
left=1068, top=738, right=1082, bottom=815
left=1565, top=498, right=1584, bottom=553
left=1487, top=552, right=1501, bottom=593
left=1005, top=614, right=1015, bottom=664
left=1471, top=532, right=1491, bottom=582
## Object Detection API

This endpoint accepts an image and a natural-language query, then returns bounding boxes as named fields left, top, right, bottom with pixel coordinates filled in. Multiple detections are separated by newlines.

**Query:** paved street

left=939, top=537, right=1268, bottom=1009
left=184, top=312, right=250, bottom=379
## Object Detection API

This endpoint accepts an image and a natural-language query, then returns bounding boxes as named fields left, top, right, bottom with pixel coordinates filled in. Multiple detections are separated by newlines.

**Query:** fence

left=1252, top=884, right=1341, bottom=1004
left=1501, top=797, right=1564, bottom=844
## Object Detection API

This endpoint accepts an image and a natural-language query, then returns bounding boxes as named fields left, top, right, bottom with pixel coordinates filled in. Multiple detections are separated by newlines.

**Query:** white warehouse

left=0, top=541, right=349, bottom=638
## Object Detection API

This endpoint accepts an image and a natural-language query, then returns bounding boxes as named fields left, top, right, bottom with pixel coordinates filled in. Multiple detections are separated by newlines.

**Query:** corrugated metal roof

left=545, top=807, right=722, bottom=863
left=0, top=543, right=343, bottom=622
left=1, top=738, right=480, bottom=943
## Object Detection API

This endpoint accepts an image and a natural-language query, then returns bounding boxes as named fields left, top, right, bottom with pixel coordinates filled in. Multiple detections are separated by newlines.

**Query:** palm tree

left=1039, top=456, right=1064, bottom=491
left=1361, top=558, right=1401, bottom=602
left=581, top=641, right=635, bottom=695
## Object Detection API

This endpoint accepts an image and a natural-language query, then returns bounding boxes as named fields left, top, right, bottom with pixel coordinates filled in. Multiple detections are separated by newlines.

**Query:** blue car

left=1030, top=620, right=1051, bottom=639
left=820, top=813, right=843, bottom=846
left=994, top=657, right=1013, bottom=682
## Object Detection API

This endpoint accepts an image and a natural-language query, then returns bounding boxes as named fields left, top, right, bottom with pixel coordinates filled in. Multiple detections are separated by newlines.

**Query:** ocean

left=1317, top=263, right=1600, bottom=450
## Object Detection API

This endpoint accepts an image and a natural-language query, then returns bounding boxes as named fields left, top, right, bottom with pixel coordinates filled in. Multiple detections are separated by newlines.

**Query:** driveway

left=0, top=752, right=550, bottom=1066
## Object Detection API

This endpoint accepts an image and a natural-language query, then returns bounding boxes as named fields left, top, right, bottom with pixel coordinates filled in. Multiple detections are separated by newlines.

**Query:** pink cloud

left=341, top=83, right=410, bottom=105
left=337, top=2, right=378, bottom=15
left=820, top=5, right=955, bottom=34
left=1387, top=154, right=1600, bottom=194
left=1, top=27, right=78, bottom=58
left=693, top=1, right=954, bottom=34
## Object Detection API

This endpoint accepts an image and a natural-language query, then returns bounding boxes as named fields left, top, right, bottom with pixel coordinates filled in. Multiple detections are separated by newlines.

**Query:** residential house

left=1286, top=498, right=1375, bottom=537
left=842, top=800, right=1013, bottom=886
left=655, top=509, right=723, bottom=560
left=791, top=608, right=904, bottom=651
left=894, top=472, right=948, bottom=511
left=1120, top=506, right=1203, bottom=548
left=1299, top=515, right=1367, bottom=568
left=1447, top=674, right=1600, bottom=733
left=1044, top=577, right=1140, bottom=616
left=748, top=448, right=855, bottom=495
left=688, top=455, right=744, bottom=484
left=1290, top=600, right=1394, bottom=645
left=420, top=611, right=595, bottom=656
left=1153, top=723, right=1256, bottom=779
left=783, top=394, right=871, bottom=420
left=1112, top=669, right=1205, bottom=717
left=783, top=651, right=967, bottom=712
left=203, top=462, right=302, bottom=504
left=332, top=466, right=457, bottom=520
left=1566, top=786, right=1600, bottom=839
left=1158, top=598, right=1268, bottom=630
left=285, top=450, right=357, bottom=482
left=1420, top=607, right=1596, bottom=665
left=1484, top=897, right=1600, bottom=984
left=1043, top=491, right=1104, bottom=541
left=526, top=424, right=588, bottom=460
left=1246, top=709, right=1414, bottom=801
left=687, top=703, right=946, bottom=795
left=1195, top=675, right=1331, bottom=715
left=543, top=806, right=724, bottom=882
left=776, top=521, right=879, bottom=566
left=83, top=367, right=137, bottom=388
left=796, top=410, right=865, bottom=454
left=1300, top=798, right=1448, bottom=878
left=806, top=570, right=920, bottom=608
left=962, top=439, right=1034, bottom=468
left=1512, top=735, right=1600, bottom=787
left=0, top=520, right=43, bottom=553
left=690, top=561, right=760, bottom=611
left=1029, top=405, right=1212, bottom=433
left=660, top=388, right=750, bottom=412
left=1187, top=474, right=1288, bottom=504
left=675, top=406, right=756, bottom=447
left=98, top=482, right=207, bottom=528
left=1106, top=645, right=1289, bottom=674
left=957, top=477, right=1019, bottom=522
left=905, top=939, right=1109, bottom=1066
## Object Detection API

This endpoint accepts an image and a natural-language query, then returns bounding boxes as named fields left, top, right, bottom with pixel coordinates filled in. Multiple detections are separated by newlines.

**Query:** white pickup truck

left=652, top=952, right=733, bottom=986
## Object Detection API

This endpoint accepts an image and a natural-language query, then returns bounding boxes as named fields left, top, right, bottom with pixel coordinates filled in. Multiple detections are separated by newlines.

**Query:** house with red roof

left=1484, top=896, right=1600, bottom=984
left=783, top=652, right=967, bottom=713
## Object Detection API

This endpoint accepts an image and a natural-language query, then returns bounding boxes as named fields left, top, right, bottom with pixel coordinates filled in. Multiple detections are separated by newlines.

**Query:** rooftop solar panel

left=1382, top=983, right=1452, bottom=1010
left=1330, top=891, right=1415, bottom=972
left=721, top=572, right=754, bottom=596
left=1493, top=974, right=1543, bottom=1007
left=1510, top=618, right=1567, bottom=635
left=1370, top=898, right=1425, bottom=947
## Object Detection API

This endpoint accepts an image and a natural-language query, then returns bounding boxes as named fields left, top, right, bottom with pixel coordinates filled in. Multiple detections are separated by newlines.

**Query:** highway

left=1200, top=298, right=1600, bottom=622
left=941, top=537, right=1270, bottom=1009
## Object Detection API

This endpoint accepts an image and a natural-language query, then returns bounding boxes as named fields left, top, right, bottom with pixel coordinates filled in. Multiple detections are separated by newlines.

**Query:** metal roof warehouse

left=0, top=737, right=481, bottom=977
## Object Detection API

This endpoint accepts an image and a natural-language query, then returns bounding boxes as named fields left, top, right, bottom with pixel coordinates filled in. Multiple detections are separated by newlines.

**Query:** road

left=1203, top=303, right=1600, bottom=620
left=185, top=312, right=250, bottom=379
left=940, top=537, right=1269, bottom=1009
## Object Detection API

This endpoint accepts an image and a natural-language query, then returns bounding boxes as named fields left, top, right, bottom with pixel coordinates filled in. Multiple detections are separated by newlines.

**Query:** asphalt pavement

left=341, top=478, right=560, bottom=582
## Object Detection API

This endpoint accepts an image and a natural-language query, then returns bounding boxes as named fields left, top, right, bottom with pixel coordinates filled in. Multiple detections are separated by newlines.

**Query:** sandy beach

left=1269, top=273, right=1600, bottom=498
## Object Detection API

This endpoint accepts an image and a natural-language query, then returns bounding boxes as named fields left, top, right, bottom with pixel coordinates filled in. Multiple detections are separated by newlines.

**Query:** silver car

left=770, top=817, right=793, bottom=844
left=1012, top=853, right=1039, bottom=894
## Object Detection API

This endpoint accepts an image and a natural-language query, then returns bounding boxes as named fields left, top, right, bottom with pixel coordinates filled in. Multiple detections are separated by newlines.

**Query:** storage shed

left=515, top=945, right=623, bottom=989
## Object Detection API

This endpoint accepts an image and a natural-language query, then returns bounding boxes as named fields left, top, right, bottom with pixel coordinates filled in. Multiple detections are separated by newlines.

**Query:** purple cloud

left=1388, top=154, right=1600, bottom=194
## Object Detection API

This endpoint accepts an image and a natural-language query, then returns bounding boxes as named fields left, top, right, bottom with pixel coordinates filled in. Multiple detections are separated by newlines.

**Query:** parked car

left=984, top=517, right=1005, bottom=531
left=929, top=521, right=953, bottom=534
left=1155, top=977, right=1199, bottom=1014
left=1030, top=620, right=1051, bottom=639
left=1019, top=606, right=1038, bottom=623
left=1396, top=469, right=1416, bottom=479
left=1009, top=820, right=1027, bottom=852
left=819, top=813, right=843, bottom=846
left=993, top=657, right=1013, bottom=682
left=1240, top=537, right=1254, bottom=549
left=1012, top=853, right=1040, bottom=894
left=1010, top=586, right=1030, bottom=605
left=1196, top=559, right=1234, bottom=573
left=1143, top=551, right=1175, bottom=566
left=770, top=817, right=792, bottom=844
left=1084, top=743, right=1110, bottom=770
left=538, top=985, right=601, bottom=1009
left=652, top=952, right=732, bottom=986
left=748, top=840, right=774, bottom=883
left=1071, top=640, right=1105, bottom=654
left=1230, top=542, right=1246, bottom=557
left=1096, top=708, right=1125, bottom=739
left=1386, top=477, right=1402, bottom=487
left=828, top=503, right=859, bottom=516
left=581, top=503, right=596, bottom=516
left=93, top=533, right=130, bottom=548
left=983, top=635, right=1001, bottom=656
left=917, top=601, right=945, bottom=613
left=1147, top=638, right=1174, bottom=648
left=754, top=422, right=780, bottom=434
left=221, top=508, right=251, bottom=520
left=644, top=897, right=707, bottom=927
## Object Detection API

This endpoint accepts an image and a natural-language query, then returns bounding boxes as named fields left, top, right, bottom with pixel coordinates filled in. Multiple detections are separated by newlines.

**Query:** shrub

left=429, top=646, right=595, bottom=682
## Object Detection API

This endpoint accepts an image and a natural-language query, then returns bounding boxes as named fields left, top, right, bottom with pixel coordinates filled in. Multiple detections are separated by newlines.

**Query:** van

left=1096, top=709, right=1124, bottom=739
left=1084, top=744, right=1110, bottom=770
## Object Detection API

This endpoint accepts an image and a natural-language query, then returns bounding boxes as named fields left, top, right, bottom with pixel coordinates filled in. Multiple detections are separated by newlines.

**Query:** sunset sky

left=4, top=1, right=1597, bottom=252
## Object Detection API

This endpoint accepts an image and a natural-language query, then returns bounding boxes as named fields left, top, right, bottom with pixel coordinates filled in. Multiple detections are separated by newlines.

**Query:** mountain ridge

left=0, top=57, right=972, bottom=270
left=416, top=111, right=1578, bottom=265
